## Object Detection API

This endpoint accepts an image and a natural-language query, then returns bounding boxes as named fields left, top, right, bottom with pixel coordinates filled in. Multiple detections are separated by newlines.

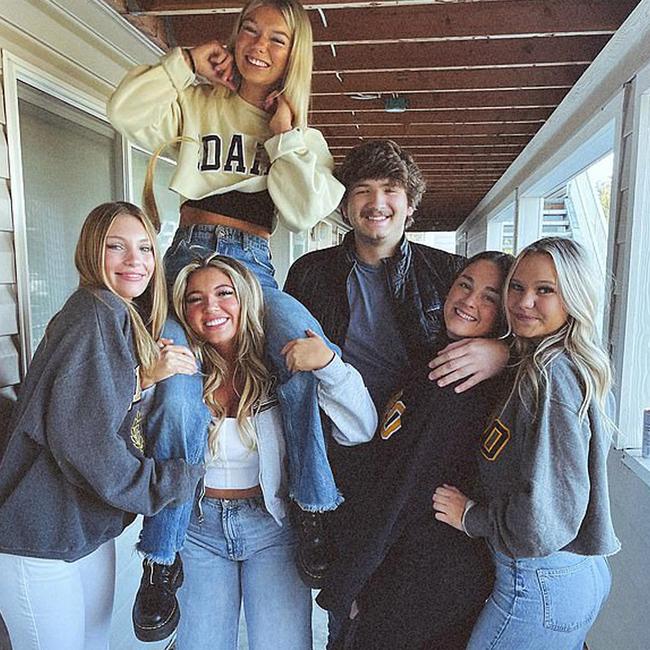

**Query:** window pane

left=18, top=84, right=118, bottom=352
left=131, top=148, right=180, bottom=254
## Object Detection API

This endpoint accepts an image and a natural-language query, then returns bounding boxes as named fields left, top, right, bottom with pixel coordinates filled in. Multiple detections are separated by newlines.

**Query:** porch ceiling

left=102, top=0, right=641, bottom=231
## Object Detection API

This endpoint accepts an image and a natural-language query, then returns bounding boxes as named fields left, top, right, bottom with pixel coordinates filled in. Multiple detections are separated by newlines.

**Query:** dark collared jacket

left=284, top=230, right=464, bottom=368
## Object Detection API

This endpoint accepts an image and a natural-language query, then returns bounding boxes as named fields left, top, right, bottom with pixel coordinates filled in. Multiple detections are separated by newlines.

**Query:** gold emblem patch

left=381, top=390, right=406, bottom=440
left=480, top=418, right=510, bottom=461
left=130, top=410, right=145, bottom=453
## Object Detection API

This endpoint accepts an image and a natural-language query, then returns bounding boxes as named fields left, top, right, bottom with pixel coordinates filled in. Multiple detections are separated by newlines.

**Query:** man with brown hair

left=285, top=140, right=506, bottom=645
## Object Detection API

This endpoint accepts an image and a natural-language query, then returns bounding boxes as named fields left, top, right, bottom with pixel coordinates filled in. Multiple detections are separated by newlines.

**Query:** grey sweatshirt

left=0, top=288, right=204, bottom=561
left=464, top=352, right=620, bottom=558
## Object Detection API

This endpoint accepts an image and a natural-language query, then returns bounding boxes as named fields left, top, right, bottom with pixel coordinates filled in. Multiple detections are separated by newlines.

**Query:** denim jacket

left=284, top=231, right=465, bottom=367
left=199, top=355, right=377, bottom=525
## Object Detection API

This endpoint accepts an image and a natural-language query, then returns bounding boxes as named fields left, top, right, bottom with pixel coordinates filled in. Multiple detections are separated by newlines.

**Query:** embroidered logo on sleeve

left=480, top=418, right=510, bottom=461
left=130, top=410, right=145, bottom=453
left=381, top=390, right=405, bottom=440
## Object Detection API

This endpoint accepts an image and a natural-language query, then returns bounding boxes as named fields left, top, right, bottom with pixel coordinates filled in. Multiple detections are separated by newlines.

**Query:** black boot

left=293, top=506, right=329, bottom=588
left=132, top=553, right=184, bottom=642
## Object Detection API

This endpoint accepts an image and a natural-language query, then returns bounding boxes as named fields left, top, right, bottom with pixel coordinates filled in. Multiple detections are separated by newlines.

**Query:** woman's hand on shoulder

left=187, top=41, right=236, bottom=91
left=281, top=329, right=335, bottom=373
left=432, top=484, right=467, bottom=531
left=140, top=339, right=198, bottom=388
left=266, top=92, right=294, bottom=134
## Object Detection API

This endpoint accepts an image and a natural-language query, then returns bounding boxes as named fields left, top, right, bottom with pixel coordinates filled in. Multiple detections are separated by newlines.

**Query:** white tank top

left=204, top=418, right=260, bottom=490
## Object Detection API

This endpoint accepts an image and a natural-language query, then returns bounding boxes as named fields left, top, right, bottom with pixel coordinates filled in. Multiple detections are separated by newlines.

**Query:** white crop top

left=204, top=418, right=260, bottom=490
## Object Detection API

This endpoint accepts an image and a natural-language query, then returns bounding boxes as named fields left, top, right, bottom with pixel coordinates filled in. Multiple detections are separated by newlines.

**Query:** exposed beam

left=319, top=123, right=541, bottom=136
left=311, top=88, right=570, bottom=111
left=311, top=65, right=588, bottom=94
left=313, top=35, right=609, bottom=71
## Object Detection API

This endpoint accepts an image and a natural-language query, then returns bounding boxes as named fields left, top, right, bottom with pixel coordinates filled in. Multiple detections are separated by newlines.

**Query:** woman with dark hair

left=320, top=251, right=514, bottom=650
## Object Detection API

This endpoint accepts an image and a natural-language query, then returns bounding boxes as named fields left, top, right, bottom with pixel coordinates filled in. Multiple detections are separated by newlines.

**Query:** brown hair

left=335, top=140, right=426, bottom=227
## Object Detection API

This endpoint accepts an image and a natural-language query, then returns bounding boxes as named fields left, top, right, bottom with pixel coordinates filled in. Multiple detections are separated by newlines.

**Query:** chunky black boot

left=132, top=553, right=184, bottom=642
left=293, top=506, right=329, bottom=588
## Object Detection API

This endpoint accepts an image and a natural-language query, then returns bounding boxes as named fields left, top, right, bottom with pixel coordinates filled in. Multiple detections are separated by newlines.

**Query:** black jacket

left=319, top=367, right=497, bottom=649
left=284, top=231, right=464, bottom=368
left=285, top=232, right=464, bottom=497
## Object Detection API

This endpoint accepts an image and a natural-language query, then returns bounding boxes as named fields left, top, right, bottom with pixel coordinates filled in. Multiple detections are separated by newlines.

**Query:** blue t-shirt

left=343, top=259, right=408, bottom=413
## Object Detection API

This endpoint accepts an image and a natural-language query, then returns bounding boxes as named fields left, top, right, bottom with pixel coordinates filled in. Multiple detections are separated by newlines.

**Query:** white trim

left=1, top=50, right=115, bottom=368
left=3, top=51, right=32, bottom=376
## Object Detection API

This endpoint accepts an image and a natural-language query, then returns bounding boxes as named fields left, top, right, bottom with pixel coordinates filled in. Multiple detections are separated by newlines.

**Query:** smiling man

left=284, top=140, right=507, bottom=646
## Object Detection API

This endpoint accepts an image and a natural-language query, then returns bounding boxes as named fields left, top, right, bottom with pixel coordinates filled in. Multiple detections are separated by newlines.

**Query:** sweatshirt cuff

left=264, top=127, right=307, bottom=162
left=161, top=47, right=195, bottom=93
left=312, top=353, right=346, bottom=386
left=463, top=502, right=489, bottom=539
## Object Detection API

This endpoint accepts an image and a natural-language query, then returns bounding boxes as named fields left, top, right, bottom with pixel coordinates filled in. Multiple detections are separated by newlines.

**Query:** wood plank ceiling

left=104, top=0, right=641, bottom=231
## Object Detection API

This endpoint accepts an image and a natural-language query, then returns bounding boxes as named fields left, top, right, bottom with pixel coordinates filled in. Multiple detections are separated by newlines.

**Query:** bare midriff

left=180, top=205, right=271, bottom=240
left=204, top=485, right=263, bottom=500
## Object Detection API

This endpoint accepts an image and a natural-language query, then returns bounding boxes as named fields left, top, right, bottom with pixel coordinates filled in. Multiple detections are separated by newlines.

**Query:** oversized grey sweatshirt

left=0, top=288, right=204, bottom=561
left=464, top=352, right=620, bottom=558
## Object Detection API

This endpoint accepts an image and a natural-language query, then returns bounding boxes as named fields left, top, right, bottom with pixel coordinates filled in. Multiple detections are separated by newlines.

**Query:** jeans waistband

left=175, top=224, right=270, bottom=253
left=203, top=494, right=265, bottom=508
left=491, top=547, right=596, bottom=570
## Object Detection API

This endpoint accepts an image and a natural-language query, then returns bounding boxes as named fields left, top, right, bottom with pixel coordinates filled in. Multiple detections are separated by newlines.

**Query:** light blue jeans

left=467, top=549, right=611, bottom=650
left=176, top=496, right=312, bottom=650
left=137, top=224, right=342, bottom=563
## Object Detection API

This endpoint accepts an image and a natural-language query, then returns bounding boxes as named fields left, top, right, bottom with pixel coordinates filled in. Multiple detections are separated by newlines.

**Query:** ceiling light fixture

left=384, top=96, right=409, bottom=113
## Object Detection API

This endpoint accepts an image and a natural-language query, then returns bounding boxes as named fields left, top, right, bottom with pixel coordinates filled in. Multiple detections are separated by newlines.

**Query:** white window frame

left=2, top=51, right=119, bottom=373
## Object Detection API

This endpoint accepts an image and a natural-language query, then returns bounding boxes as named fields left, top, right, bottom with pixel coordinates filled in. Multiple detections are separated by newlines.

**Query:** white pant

left=0, top=540, right=116, bottom=650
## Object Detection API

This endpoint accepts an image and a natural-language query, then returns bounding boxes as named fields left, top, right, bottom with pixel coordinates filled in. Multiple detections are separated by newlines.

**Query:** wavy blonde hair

left=505, top=237, right=612, bottom=420
left=172, top=255, right=271, bottom=455
left=225, top=0, right=313, bottom=129
left=74, top=201, right=166, bottom=371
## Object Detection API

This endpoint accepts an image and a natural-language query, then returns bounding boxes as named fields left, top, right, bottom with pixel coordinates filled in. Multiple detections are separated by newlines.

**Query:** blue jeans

left=176, top=496, right=312, bottom=650
left=467, top=549, right=611, bottom=649
left=137, top=224, right=342, bottom=563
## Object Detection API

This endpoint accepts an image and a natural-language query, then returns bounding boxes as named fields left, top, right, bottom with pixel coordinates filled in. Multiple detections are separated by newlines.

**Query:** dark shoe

left=132, top=553, right=184, bottom=642
left=293, top=507, right=329, bottom=588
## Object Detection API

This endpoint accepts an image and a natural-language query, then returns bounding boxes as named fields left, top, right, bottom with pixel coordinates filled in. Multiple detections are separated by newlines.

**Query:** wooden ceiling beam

left=313, top=35, right=609, bottom=71
left=311, top=65, right=587, bottom=94
left=319, top=122, right=541, bottom=136
left=310, top=107, right=555, bottom=124
left=154, top=1, right=638, bottom=41
left=311, top=87, right=569, bottom=111
left=306, top=0, right=637, bottom=42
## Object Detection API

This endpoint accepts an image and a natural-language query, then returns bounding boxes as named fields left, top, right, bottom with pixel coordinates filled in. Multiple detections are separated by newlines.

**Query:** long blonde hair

left=226, top=0, right=313, bottom=129
left=74, top=201, right=166, bottom=371
left=172, top=255, right=271, bottom=455
left=505, top=237, right=612, bottom=420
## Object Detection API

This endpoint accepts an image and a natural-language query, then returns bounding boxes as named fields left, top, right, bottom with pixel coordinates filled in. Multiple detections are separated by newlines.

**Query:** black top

left=184, top=189, right=275, bottom=231
left=319, top=364, right=502, bottom=649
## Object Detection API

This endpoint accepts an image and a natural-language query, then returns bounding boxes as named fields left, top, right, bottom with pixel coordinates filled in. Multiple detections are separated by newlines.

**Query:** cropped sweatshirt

left=107, top=47, right=344, bottom=232
left=464, top=352, right=620, bottom=558
left=0, top=289, right=204, bottom=561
